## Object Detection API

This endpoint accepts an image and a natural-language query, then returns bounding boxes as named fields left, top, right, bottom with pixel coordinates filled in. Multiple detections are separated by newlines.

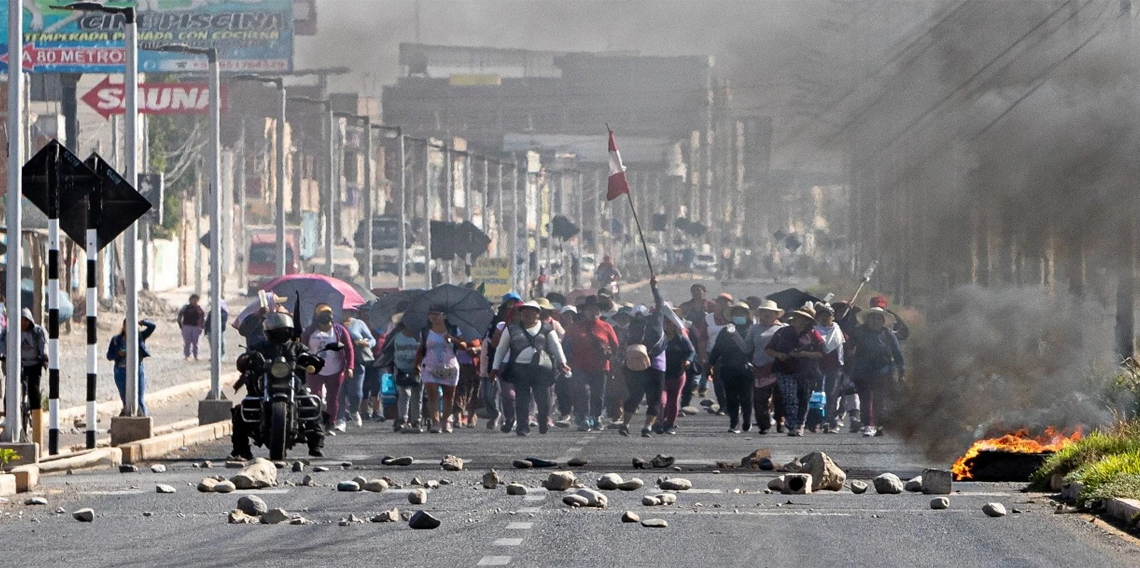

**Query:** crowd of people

left=231, top=278, right=907, bottom=449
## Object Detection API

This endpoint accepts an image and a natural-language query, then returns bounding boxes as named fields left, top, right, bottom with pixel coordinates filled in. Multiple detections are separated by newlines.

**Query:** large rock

left=641, top=496, right=662, bottom=506
left=155, top=484, right=177, bottom=494
left=573, top=488, right=608, bottom=508
left=260, top=508, right=292, bottom=525
left=621, top=511, right=640, bottom=523
left=196, top=477, right=219, bottom=492
left=371, top=508, right=400, bottom=523
left=506, top=483, right=528, bottom=496
left=767, top=476, right=786, bottom=492
left=363, top=479, right=390, bottom=493
left=782, top=473, right=813, bottom=495
left=512, top=460, right=534, bottom=469
left=563, top=494, right=590, bottom=507
left=543, top=471, right=577, bottom=491
left=656, top=493, right=677, bottom=505
left=72, top=508, right=95, bottom=522
left=617, top=478, right=645, bottom=491
left=741, top=448, right=772, bottom=469
left=650, top=454, right=675, bottom=469
left=230, top=458, right=278, bottom=490
left=799, top=451, right=846, bottom=492
left=483, top=470, right=501, bottom=489
left=641, top=518, right=668, bottom=528
left=850, top=480, right=869, bottom=494
left=873, top=473, right=903, bottom=495
left=408, top=510, right=441, bottom=529
left=352, top=476, right=368, bottom=486
left=213, top=480, right=236, bottom=493
left=596, top=473, right=623, bottom=490
left=150, top=464, right=167, bottom=474
left=408, top=488, right=428, bottom=504
left=983, top=503, right=1007, bottom=518
left=291, top=461, right=305, bottom=473
left=228, top=509, right=257, bottom=524
left=337, top=481, right=362, bottom=492
left=930, top=497, right=950, bottom=510
left=440, top=455, right=464, bottom=471
left=921, top=469, right=953, bottom=495
left=904, top=476, right=923, bottom=493
left=237, top=496, right=268, bottom=516
left=659, top=478, right=692, bottom=491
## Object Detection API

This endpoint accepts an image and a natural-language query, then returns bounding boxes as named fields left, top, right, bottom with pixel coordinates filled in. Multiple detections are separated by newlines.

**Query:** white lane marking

left=83, top=490, right=144, bottom=496
left=680, top=489, right=723, bottom=494
left=494, top=538, right=524, bottom=546
left=505, top=522, right=533, bottom=529
left=478, top=557, right=511, bottom=566
left=516, top=507, right=541, bottom=513
left=567, top=447, right=582, bottom=453
left=673, top=459, right=719, bottom=466
left=233, top=489, right=291, bottom=495
left=523, top=494, right=546, bottom=501
left=387, top=488, right=432, bottom=495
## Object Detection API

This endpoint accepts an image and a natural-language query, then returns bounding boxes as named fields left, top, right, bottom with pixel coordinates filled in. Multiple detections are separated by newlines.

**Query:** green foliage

left=1030, top=421, right=1140, bottom=490
left=1108, top=358, right=1140, bottom=419
left=1086, top=474, right=1140, bottom=502
left=0, top=447, right=19, bottom=469
left=1065, top=452, right=1140, bottom=503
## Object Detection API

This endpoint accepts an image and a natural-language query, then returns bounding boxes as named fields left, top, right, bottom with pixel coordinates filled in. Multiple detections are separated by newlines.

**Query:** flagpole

left=606, top=124, right=655, bottom=279
left=624, top=191, right=655, bottom=279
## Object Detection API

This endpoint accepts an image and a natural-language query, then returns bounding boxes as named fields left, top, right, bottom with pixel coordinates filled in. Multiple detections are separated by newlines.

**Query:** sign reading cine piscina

left=0, top=0, right=294, bottom=74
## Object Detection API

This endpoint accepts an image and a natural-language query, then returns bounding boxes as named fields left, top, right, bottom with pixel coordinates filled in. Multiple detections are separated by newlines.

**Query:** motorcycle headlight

left=270, top=359, right=291, bottom=379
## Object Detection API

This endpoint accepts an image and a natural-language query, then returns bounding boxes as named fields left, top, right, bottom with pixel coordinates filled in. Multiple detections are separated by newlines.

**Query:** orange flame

left=951, top=427, right=1082, bottom=481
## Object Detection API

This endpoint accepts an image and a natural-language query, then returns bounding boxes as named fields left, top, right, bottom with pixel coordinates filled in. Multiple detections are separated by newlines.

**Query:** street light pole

left=234, top=75, right=287, bottom=277
left=3, top=0, right=25, bottom=444
left=336, top=112, right=374, bottom=289
left=394, top=128, right=407, bottom=289
left=289, top=97, right=335, bottom=277
left=122, top=6, right=140, bottom=417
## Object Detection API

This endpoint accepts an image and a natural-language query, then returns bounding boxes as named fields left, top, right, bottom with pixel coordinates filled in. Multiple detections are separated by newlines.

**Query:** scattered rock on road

left=597, top=473, right=624, bottom=490
left=300, top=475, right=317, bottom=487
left=873, top=473, right=903, bottom=495
left=850, top=480, right=869, bottom=494
left=799, top=451, right=846, bottom=491
left=230, top=458, right=278, bottom=490
left=930, top=497, right=950, bottom=510
left=291, top=461, right=305, bottom=473
left=904, top=476, right=923, bottom=493
left=574, top=488, right=608, bottom=508
left=155, top=484, right=177, bottom=494
left=119, top=465, right=139, bottom=474
left=651, top=455, right=675, bottom=469
left=371, top=508, right=400, bottom=523
left=767, top=476, right=786, bottom=492
left=640, top=518, right=668, bottom=528
left=506, top=483, right=528, bottom=496
left=440, top=455, right=464, bottom=471
left=238, top=496, right=269, bottom=516
left=617, top=478, right=645, bottom=491
left=563, top=494, right=590, bottom=507
left=228, top=510, right=257, bottom=524
left=758, top=458, right=776, bottom=471
left=527, top=457, right=557, bottom=468
left=741, top=448, right=772, bottom=469
left=657, top=493, right=677, bottom=505
left=260, top=509, right=292, bottom=525
left=337, top=481, right=362, bottom=492
left=363, top=479, right=390, bottom=493
left=781, top=458, right=802, bottom=472
left=642, top=496, right=662, bottom=506
left=622, top=511, right=640, bottom=523
left=632, top=458, right=648, bottom=470
left=512, top=460, right=534, bottom=469
left=408, top=510, right=441, bottom=529
left=921, top=468, right=953, bottom=495
left=72, top=508, right=95, bottom=522
left=313, top=466, right=330, bottom=473
left=382, top=456, right=415, bottom=466
left=352, top=476, right=368, bottom=486
left=568, top=457, right=589, bottom=467
left=659, top=478, right=692, bottom=491
left=680, top=406, right=700, bottom=416
left=150, top=464, right=167, bottom=474
left=197, top=478, right=220, bottom=492
left=408, top=489, right=428, bottom=504
left=24, top=497, right=47, bottom=506
left=482, top=470, right=501, bottom=489
left=983, top=503, right=1007, bottom=518
left=213, top=480, right=236, bottom=493
left=543, top=471, right=577, bottom=491
left=782, top=474, right=813, bottom=495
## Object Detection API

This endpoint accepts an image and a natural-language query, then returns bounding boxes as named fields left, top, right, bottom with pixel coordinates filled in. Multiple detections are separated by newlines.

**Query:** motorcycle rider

left=230, top=311, right=326, bottom=459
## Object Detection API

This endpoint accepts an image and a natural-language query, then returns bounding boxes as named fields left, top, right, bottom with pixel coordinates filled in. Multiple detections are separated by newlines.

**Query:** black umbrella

left=366, top=289, right=425, bottom=328
left=404, top=284, right=494, bottom=339
left=765, top=288, right=821, bottom=312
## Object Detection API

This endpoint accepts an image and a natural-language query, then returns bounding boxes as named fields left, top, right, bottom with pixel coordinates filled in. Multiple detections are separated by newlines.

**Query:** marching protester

left=482, top=294, right=523, bottom=432
left=177, top=293, right=206, bottom=361
left=564, top=295, right=621, bottom=432
left=747, top=300, right=786, bottom=434
left=699, top=293, right=734, bottom=406
left=490, top=301, right=568, bottom=436
left=708, top=301, right=755, bottom=433
left=616, top=279, right=667, bottom=438
left=678, top=283, right=716, bottom=406
left=658, top=304, right=695, bottom=434
left=378, top=316, right=423, bottom=433
left=107, top=319, right=157, bottom=416
left=416, top=305, right=466, bottom=434
left=814, top=303, right=846, bottom=434
left=452, top=334, right=483, bottom=429
left=765, top=305, right=824, bottom=437
left=848, top=306, right=905, bottom=437
left=302, top=304, right=355, bottom=433
left=361, top=314, right=390, bottom=422
left=339, top=308, right=375, bottom=428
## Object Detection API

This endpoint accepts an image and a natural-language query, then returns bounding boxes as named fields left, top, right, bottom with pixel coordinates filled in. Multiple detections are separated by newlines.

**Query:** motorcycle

left=236, top=341, right=343, bottom=460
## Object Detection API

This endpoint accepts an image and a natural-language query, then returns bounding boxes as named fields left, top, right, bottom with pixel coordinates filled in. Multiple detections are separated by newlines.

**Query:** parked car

left=692, top=253, right=717, bottom=274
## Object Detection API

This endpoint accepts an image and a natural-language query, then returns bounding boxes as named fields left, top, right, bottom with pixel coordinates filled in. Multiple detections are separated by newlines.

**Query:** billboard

left=0, top=0, right=294, bottom=74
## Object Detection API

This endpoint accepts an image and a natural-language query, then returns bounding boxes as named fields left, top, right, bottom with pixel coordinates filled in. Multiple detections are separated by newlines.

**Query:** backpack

left=503, top=322, right=554, bottom=382
left=624, top=344, right=651, bottom=371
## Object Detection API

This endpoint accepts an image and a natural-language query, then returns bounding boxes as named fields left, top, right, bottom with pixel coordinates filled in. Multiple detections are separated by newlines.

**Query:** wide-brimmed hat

left=716, top=292, right=734, bottom=303
left=789, top=304, right=816, bottom=322
left=533, top=297, right=555, bottom=311
left=730, top=301, right=752, bottom=311
left=518, top=301, right=542, bottom=312
left=860, top=306, right=888, bottom=322
left=755, top=300, right=784, bottom=316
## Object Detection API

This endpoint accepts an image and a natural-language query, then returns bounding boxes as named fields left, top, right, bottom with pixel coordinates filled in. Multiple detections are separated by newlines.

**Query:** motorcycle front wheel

left=269, top=400, right=289, bottom=461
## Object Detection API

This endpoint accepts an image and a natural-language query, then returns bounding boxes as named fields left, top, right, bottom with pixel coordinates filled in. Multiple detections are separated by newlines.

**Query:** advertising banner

left=0, top=0, right=294, bottom=74
left=472, top=257, right=512, bottom=302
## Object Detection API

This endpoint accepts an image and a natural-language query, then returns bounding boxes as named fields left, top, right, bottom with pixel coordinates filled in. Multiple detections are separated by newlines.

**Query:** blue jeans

left=338, top=363, right=366, bottom=421
left=113, top=365, right=148, bottom=416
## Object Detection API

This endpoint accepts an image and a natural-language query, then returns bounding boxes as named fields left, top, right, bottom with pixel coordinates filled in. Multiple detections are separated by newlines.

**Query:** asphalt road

left=2, top=405, right=1138, bottom=568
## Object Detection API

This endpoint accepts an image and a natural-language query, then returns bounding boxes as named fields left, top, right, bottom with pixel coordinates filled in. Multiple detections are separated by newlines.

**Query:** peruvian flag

left=607, top=128, right=631, bottom=201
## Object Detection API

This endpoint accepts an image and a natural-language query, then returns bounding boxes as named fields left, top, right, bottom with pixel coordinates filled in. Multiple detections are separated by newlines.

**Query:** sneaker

left=874, top=427, right=885, bottom=437
left=728, top=428, right=741, bottom=434
left=742, top=423, right=752, bottom=433
left=795, top=428, right=805, bottom=437
left=351, top=412, right=363, bottom=428
left=516, top=430, right=529, bottom=437
left=592, top=418, right=607, bottom=432
left=430, top=424, right=442, bottom=434
left=850, top=420, right=863, bottom=434
left=467, top=416, right=478, bottom=428
left=776, top=424, right=785, bottom=434
left=443, top=423, right=453, bottom=434
left=555, top=415, right=573, bottom=428
left=333, top=419, right=347, bottom=432
left=698, top=389, right=708, bottom=397
left=861, top=426, right=873, bottom=437
left=539, top=422, right=549, bottom=435
left=576, top=422, right=591, bottom=432
left=641, top=427, right=652, bottom=438
left=652, top=424, right=665, bottom=435
left=486, top=416, right=499, bottom=430
left=372, top=412, right=386, bottom=423
left=500, top=421, right=514, bottom=434
left=409, top=420, right=422, bottom=433
left=393, top=420, right=404, bottom=433
left=618, top=425, right=630, bottom=437
left=665, top=426, right=678, bottom=435
left=308, top=448, right=324, bottom=458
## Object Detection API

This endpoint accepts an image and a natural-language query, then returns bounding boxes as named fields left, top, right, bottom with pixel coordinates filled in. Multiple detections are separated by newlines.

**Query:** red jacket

left=565, top=318, right=620, bottom=372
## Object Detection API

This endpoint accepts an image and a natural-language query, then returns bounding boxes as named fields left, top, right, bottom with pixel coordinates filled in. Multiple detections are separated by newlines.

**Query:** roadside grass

left=1030, top=421, right=1140, bottom=502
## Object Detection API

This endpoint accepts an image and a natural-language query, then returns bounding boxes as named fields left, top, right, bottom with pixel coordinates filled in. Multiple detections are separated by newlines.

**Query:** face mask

left=315, top=314, right=332, bottom=325
left=733, top=316, right=748, bottom=326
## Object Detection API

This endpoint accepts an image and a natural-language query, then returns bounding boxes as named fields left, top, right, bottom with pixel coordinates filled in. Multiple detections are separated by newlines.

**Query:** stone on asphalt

left=904, top=476, right=924, bottom=492
left=782, top=458, right=802, bottom=472
left=799, top=451, right=846, bottom=491
left=300, top=475, right=316, bottom=487
left=642, top=496, right=662, bottom=506
left=225, top=461, right=245, bottom=469
left=230, top=458, right=278, bottom=490
left=759, top=458, right=776, bottom=471
left=119, top=465, right=138, bottom=474
left=410, top=477, right=423, bottom=486
left=699, top=399, right=714, bottom=407
left=983, top=503, right=1007, bottom=517
left=873, top=473, right=903, bottom=495
left=260, top=508, right=292, bottom=525
left=563, top=494, right=590, bottom=507
left=371, top=508, right=400, bottom=523
left=363, top=479, right=390, bottom=492
left=337, top=481, right=362, bottom=492
left=238, top=495, right=269, bottom=516
left=150, top=464, right=167, bottom=474
left=850, top=480, right=869, bottom=494
left=680, top=406, right=700, bottom=416
left=512, top=459, right=534, bottom=469
left=574, top=488, right=608, bottom=508
left=921, top=469, right=953, bottom=495
left=388, top=456, right=414, bottom=466
left=314, top=466, right=330, bottom=472
left=155, top=484, right=177, bottom=494
left=408, top=510, right=441, bottom=529
left=291, top=461, right=305, bottom=473
left=24, top=497, right=47, bottom=505
left=197, top=478, right=219, bottom=492
left=641, top=518, right=668, bottom=528
left=782, top=473, right=813, bottom=495
left=656, top=493, right=678, bottom=505
left=632, top=458, right=648, bottom=469
left=741, top=448, right=772, bottom=468
left=408, top=488, right=428, bottom=504
left=440, top=455, right=464, bottom=471
left=527, top=457, right=557, bottom=468
left=213, top=480, right=236, bottom=493
left=659, top=478, right=692, bottom=491
left=425, top=480, right=441, bottom=489
left=597, top=473, right=624, bottom=490
left=72, top=508, right=95, bottom=522
left=568, top=457, right=589, bottom=467
left=506, top=483, right=528, bottom=496
left=651, top=454, right=676, bottom=468
left=767, top=476, right=786, bottom=492
left=228, top=510, right=257, bottom=524
left=543, top=471, right=577, bottom=491
left=352, top=475, right=368, bottom=486
left=482, top=470, right=501, bottom=489
left=617, top=478, right=645, bottom=491
left=622, top=511, right=640, bottom=523
left=930, top=497, right=950, bottom=510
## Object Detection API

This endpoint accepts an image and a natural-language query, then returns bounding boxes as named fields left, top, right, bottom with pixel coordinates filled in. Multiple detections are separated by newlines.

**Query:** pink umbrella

left=259, top=274, right=368, bottom=326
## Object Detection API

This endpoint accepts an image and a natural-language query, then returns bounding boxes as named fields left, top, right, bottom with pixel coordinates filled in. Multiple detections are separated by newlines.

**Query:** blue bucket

left=380, top=373, right=397, bottom=405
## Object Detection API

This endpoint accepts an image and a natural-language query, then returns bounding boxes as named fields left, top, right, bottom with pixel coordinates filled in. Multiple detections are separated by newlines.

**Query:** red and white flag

left=607, top=129, right=630, bottom=201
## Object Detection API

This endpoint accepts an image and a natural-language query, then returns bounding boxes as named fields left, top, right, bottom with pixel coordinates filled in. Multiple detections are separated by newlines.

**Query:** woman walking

left=481, top=294, right=523, bottom=432
left=302, top=304, right=355, bottom=432
left=708, top=301, right=755, bottom=433
left=814, top=304, right=846, bottom=434
left=746, top=300, right=785, bottom=434
left=848, top=307, right=905, bottom=437
left=415, top=305, right=466, bottom=433
left=451, top=337, right=483, bottom=428
left=107, top=319, right=157, bottom=416
left=657, top=306, right=695, bottom=434
left=379, top=316, right=423, bottom=432
left=339, top=308, right=375, bottom=428
left=177, top=294, right=205, bottom=361
left=490, top=301, right=568, bottom=436
left=617, top=279, right=667, bottom=438
left=765, top=306, right=824, bottom=437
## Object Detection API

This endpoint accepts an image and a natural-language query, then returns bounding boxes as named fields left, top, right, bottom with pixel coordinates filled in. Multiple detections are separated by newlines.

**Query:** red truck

left=247, top=231, right=300, bottom=295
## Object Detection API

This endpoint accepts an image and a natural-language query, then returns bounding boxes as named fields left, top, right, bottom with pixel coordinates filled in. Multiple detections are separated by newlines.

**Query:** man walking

left=564, top=296, right=620, bottom=431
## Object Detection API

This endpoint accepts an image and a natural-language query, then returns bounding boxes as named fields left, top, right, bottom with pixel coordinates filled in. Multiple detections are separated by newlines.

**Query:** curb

left=58, top=376, right=235, bottom=423
left=1106, top=497, right=1140, bottom=528
left=38, top=448, right=122, bottom=474
left=119, top=421, right=232, bottom=464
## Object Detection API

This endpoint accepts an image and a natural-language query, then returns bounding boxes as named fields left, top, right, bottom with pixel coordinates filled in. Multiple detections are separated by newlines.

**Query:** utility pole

left=289, top=96, right=335, bottom=276
left=335, top=112, right=374, bottom=289
left=2, top=0, right=25, bottom=446
left=233, top=75, right=287, bottom=277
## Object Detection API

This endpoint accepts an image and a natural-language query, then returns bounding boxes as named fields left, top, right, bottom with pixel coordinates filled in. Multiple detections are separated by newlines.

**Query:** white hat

left=519, top=301, right=543, bottom=311
left=860, top=306, right=888, bottom=322
left=560, top=305, right=578, bottom=314
left=756, top=300, right=783, bottom=315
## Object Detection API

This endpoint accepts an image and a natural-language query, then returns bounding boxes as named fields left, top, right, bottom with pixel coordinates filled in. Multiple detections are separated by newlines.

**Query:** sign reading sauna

left=81, top=76, right=229, bottom=119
